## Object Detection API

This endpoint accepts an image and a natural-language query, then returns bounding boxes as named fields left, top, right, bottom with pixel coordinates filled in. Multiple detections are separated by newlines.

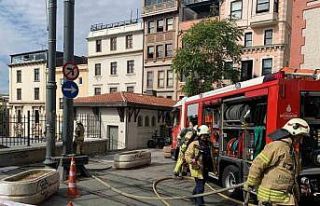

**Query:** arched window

left=137, top=116, right=143, bottom=127
left=145, top=116, right=150, bottom=127
left=151, top=116, right=156, bottom=127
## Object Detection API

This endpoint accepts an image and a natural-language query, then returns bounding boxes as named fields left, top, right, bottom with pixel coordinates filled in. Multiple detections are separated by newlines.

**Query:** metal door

left=108, top=126, right=118, bottom=150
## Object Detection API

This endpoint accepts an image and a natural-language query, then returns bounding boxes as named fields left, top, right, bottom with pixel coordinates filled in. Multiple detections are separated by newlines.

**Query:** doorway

left=108, top=125, right=118, bottom=150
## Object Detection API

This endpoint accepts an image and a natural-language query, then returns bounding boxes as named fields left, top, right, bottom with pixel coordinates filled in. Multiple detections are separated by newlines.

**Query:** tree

left=173, top=19, right=243, bottom=96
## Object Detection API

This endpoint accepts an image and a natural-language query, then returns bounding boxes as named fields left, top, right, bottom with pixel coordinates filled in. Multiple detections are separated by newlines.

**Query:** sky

left=0, top=0, right=141, bottom=94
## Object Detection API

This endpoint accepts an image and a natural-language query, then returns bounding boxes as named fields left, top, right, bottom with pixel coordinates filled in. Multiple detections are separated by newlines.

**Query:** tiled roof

left=74, top=92, right=176, bottom=108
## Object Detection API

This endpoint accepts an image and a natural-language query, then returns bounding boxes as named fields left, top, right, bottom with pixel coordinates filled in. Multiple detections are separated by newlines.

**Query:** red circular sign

left=63, top=62, right=79, bottom=81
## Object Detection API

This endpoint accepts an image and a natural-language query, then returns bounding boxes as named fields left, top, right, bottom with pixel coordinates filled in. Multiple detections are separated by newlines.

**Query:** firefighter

left=185, top=125, right=213, bottom=206
left=244, top=118, right=310, bottom=206
left=173, top=130, right=195, bottom=176
left=74, top=120, right=85, bottom=155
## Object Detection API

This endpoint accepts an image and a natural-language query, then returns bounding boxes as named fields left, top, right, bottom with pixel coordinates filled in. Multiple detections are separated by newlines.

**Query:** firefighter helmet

left=282, top=118, right=310, bottom=137
left=198, top=125, right=210, bottom=136
left=269, top=118, right=310, bottom=140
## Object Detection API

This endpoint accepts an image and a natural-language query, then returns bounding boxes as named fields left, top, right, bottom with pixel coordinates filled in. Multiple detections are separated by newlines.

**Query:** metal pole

left=62, top=0, right=75, bottom=155
left=44, top=0, right=57, bottom=166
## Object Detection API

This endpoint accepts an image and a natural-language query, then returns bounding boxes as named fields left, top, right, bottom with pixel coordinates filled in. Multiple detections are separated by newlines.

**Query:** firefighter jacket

left=246, top=138, right=299, bottom=204
left=185, top=140, right=213, bottom=179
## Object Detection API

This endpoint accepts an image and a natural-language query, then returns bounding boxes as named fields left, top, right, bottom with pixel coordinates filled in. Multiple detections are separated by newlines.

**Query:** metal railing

left=90, top=19, right=140, bottom=32
left=0, top=111, right=101, bottom=149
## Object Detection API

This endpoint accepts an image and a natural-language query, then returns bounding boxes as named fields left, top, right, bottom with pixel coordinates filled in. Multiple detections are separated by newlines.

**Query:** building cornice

left=87, top=29, right=143, bottom=41
left=88, top=50, right=143, bottom=59
left=9, top=61, right=46, bottom=68
left=242, top=44, right=287, bottom=53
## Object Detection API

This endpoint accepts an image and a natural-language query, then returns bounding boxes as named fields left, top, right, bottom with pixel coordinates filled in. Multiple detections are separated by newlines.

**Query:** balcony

left=142, top=0, right=178, bottom=17
left=250, top=12, right=278, bottom=28
left=182, top=0, right=218, bottom=21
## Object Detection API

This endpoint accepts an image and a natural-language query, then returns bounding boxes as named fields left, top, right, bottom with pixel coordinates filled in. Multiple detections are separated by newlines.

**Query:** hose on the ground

left=92, top=175, right=247, bottom=203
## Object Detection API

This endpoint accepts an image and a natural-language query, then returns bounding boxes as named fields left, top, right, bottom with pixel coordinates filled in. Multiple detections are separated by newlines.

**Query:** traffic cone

left=67, top=156, right=80, bottom=198
left=67, top=201, right=74, bottom=206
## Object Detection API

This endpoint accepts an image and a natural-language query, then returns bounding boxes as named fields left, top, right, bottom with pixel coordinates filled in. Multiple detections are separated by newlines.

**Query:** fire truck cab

left=171, top=68, right=320, bottom=198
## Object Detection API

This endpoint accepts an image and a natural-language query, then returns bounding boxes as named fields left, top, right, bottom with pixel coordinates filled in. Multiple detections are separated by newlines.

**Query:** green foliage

left=173, top=19, right=243, bottom=96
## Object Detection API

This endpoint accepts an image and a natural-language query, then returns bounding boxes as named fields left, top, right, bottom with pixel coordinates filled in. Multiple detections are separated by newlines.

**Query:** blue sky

left=0, top=0, right=141, bottom=94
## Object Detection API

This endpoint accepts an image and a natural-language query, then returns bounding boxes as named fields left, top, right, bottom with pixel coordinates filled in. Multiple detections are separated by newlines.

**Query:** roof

left=74, top=92, right=176, bottom=109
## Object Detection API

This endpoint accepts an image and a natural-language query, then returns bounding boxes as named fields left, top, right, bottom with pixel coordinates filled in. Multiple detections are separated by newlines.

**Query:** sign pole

left=62, top=0, right=75, bottom=155
left=44, top=0, right=57, bottom=166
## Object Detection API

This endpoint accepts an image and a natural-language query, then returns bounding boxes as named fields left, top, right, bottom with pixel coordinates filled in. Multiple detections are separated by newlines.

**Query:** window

left=34, top=110, right=40, bottom=123
left=264, top=29, right=273, bottom=45
left=145, top=116, right=150, bottom=127
left=34, top=88, right=39, bottom=100
left=110, top=37, right=117, bottom=51
left=17, top=88, right=21, bottom=100
left=96, top=39, right=102, bottom=52
left=127, top=86, right=134, bottom=93
left=137, top=116, right=142, bottom=127
left=231, top=1, right=242, bottom=19
left=16, top=70, right=22, bottom=83
left=147, top=46, right=154, bottom=59
left=165, top=44, right=173, bottom=57
left=95, top=63, right=101, bottom=76
left=110, top=87, right=117, bottom=93
left=256, top=0, right=270, bottom=13
left=126, top=35, right=133, bottom=49
left=127, top=60, right=134, bottom=74
left=147, top=71, right=153, bottom=88
left=167, top=70, right=174, bottom=88
left=110, top=62, right=117, bottom=75
left=94, top=87, right=101, bottom=95
left=151, top=116, right=156, bottom=127
left=262, top=58, right=272, bottom=75
left=148, top=21, right=155, bottom=33
left=158, top=71, right=165, bottom=88
left=34, top=68, right=40, bottom=82
left=59, top=98, right=63, bottom=109
left=166, top=18, right=173, bottom=31
left=244, top=32, right=252, bottom=47
left=157, top=19, right=164, bottom=32
left=79, top=77, right=83, bottom=84
left=274, top=0, right=278, bottom=12
left=156, top=45, right=164, bottom=58
left=17, top=109, right=22, bottom=123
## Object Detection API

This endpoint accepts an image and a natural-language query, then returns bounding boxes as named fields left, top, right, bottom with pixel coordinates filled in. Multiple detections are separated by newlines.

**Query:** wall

left=301, top=5, right=320, bottom=69
left=0, top=139, right=108, bottom=167
left=9, top=62, right=47, bottom=116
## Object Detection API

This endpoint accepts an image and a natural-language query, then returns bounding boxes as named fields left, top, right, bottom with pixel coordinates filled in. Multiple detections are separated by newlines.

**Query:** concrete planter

left=0, top=169, right=60, bottom=205
left=114, top=150, right=151, bottom=169
left=162, top=146, right=171, bottom=158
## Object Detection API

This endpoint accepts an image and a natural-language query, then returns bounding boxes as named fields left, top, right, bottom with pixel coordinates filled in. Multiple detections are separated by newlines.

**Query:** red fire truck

left=171, top=68, right=320, bottom=198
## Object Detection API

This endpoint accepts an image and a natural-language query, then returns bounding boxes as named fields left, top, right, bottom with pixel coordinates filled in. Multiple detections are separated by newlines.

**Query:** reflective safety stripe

left=68, top=182, right=77, bottom=188
left=257, top=186, right=290, bottom=203
left=247, top=176, right=258, bottom=185
left=258, top=153, right=270, bottom=164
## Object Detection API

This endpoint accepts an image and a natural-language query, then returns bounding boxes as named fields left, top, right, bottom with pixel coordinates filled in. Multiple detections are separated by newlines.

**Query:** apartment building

left=290, top=0, right=320, bottom=69
left=141, top=0, right=179, bottom=100
left=220, top=0, right=292, bottom=80
left=87, top=19, right=144, bottom=95
left=9, top=50, right=87, bottom=119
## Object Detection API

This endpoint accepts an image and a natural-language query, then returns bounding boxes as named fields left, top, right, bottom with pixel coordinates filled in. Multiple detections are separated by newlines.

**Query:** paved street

left=36, top=149, right=238, bottom=206
left=0, top=149, right=237, bottom=206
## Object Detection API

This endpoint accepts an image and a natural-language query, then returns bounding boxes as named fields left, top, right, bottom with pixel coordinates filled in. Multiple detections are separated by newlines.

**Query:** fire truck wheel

left=222, top=165, right=241, bottom=197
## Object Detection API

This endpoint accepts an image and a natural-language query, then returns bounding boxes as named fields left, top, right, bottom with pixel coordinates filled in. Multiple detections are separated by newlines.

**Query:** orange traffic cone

left=67, top=156, right=80, bottom=198
left=67, top=201, right=74, bottom=206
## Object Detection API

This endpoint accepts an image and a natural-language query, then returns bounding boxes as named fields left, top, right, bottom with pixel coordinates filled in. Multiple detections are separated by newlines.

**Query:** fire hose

left=92, top=175, right=256, bottom=206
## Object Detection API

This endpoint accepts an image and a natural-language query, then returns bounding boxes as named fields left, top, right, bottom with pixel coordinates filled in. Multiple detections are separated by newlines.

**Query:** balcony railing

left=143, top=0, right=178, bottom=16
left=184, top=0, right=212, bottom=6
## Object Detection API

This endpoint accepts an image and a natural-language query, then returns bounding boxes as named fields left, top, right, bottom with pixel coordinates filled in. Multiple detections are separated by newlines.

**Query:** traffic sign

left=63, top=62, right=79, bottom=81
left=62, top=81, right=79, bottom=99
